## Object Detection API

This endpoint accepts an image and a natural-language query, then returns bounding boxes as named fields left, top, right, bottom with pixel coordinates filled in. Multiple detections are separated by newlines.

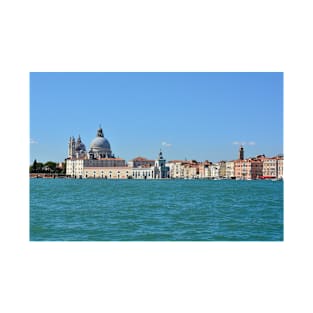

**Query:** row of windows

left=84, top=174, right=126, bottom=178
left=133, top=171, right=154, bottom=176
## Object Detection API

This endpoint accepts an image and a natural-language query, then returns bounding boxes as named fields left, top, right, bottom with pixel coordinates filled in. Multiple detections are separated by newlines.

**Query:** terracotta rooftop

left=135, top=164, right=153, bottom=168
left=131, top=156, right=149, bottom=161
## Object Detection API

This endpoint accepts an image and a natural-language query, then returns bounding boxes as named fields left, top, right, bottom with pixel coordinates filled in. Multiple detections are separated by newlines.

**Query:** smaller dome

left=75, top=135, right=86, bottom=152
left=75, top=143, right=86, bottom=151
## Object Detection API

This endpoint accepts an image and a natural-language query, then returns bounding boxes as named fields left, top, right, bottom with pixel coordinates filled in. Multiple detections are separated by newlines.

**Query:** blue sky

left=30, top=72, right=283, bottom=163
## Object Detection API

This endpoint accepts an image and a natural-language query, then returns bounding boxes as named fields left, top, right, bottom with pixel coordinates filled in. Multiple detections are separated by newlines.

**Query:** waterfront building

left=66, top=157, right=128, bottom=178
left=165, top=161, right=176, bottom=178
left=262, top=157, right=278, bottom=179
left=225, top=161, right=235, bottom=179
left=167, top=160, right=185, bottom=179
left=131, top=151, right=169, bottom=179
left=218, top=161, right=226, bottom=178
left=128, top=157, right=154, bottom=168
left=234, top=146, right=264, bottom=180
left=166, top=160, right=200, bottom=179
left=234, top=157, right=263, bottom=180
left=234, top=159, right=246, bottom=180
left=252, top=158, right=264, bottom=179
left=83, top=166, right=130, bottom=179
left=209, top=163, right=220, bottom=179
left=198, top=161, right=211, bottom=179
left=130, top=157, right=155, bottom=179
left=66, top=158, right=85, bottom=178
left=261, top=155, right=283, bottom=179
left=277, top=156, right=283, bottom=179
left=132, top=166, right=155, bottom=179
left=182, top=161, right=199, bottom=179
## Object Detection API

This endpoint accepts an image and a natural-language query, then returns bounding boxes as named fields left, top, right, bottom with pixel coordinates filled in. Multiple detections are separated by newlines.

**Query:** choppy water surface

left=30, top=179, right=283, bottom=241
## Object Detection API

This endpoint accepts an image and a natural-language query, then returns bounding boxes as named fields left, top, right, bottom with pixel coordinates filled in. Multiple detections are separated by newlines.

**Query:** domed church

left=89, top=127, right=114, bottom=159
left=66, top=126, right=169, bottom=179
left=68, top=126, right=114, bottom=160
left=66, top=126, right=128, bottom=178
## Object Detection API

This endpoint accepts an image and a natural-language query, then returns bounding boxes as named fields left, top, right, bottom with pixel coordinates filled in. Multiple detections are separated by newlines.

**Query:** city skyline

left=30, top=72, right=283, bottom=163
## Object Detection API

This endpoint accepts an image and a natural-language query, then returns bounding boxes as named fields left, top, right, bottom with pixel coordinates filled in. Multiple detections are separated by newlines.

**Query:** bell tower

left=154, top=150, right=168, bottom=178
left=155, top=150, right=166, bottom=168
left=239, top=145, right=244, bottom=160
left=68, top=136, right=75, bottom=158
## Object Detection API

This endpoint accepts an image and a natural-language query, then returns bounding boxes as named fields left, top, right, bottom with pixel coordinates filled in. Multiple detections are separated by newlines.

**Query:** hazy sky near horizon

left=30, top=72, right=283, bottom=163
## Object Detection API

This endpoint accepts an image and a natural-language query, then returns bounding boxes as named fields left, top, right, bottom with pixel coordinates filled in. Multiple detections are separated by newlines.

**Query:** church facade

left=66, top=126, right=169, bottom=179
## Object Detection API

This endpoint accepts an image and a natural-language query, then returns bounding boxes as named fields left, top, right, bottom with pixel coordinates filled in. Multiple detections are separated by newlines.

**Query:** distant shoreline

left=29, top=173, right=282, bottom=181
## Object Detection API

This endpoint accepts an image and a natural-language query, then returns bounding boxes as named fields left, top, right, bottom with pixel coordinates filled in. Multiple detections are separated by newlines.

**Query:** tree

left=30, top=159, right=40, bottom=173
left=61, top=162, right=66, bottom=174
left=36, top=162, right=43, bottom=172
left=32, top=159, right=37, bottom=172
left=44, top=161, right=57, bottom=173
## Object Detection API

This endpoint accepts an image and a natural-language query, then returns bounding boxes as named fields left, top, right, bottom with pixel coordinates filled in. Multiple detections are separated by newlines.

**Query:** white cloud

left=30, top=138, right=38, bottom=144
left=232, top=141, right=256, bottom=146
left=232, top=141, right=245, bottom=145
left=161, top=141, right=172, bottom=147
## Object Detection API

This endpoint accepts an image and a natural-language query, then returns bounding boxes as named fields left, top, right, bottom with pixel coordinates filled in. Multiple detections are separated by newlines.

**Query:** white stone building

left=167, top=161, right=185, bottom=179
left=209, top=163, right=220, bottom=179
left=167, top=160, right=199, bottom=179
left=225, top=161, right=235, bottom=179
left=131, top=152, right=169, bottom=179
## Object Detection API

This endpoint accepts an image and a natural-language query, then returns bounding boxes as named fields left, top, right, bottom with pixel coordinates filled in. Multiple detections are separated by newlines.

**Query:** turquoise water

left=30, top=179, right=283, bottom=241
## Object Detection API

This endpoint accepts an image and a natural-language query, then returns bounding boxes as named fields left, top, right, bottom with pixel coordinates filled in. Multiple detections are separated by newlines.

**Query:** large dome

left=89, top=127, right=112, bottom=158
left=90, top=136, right=111, bottom=152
